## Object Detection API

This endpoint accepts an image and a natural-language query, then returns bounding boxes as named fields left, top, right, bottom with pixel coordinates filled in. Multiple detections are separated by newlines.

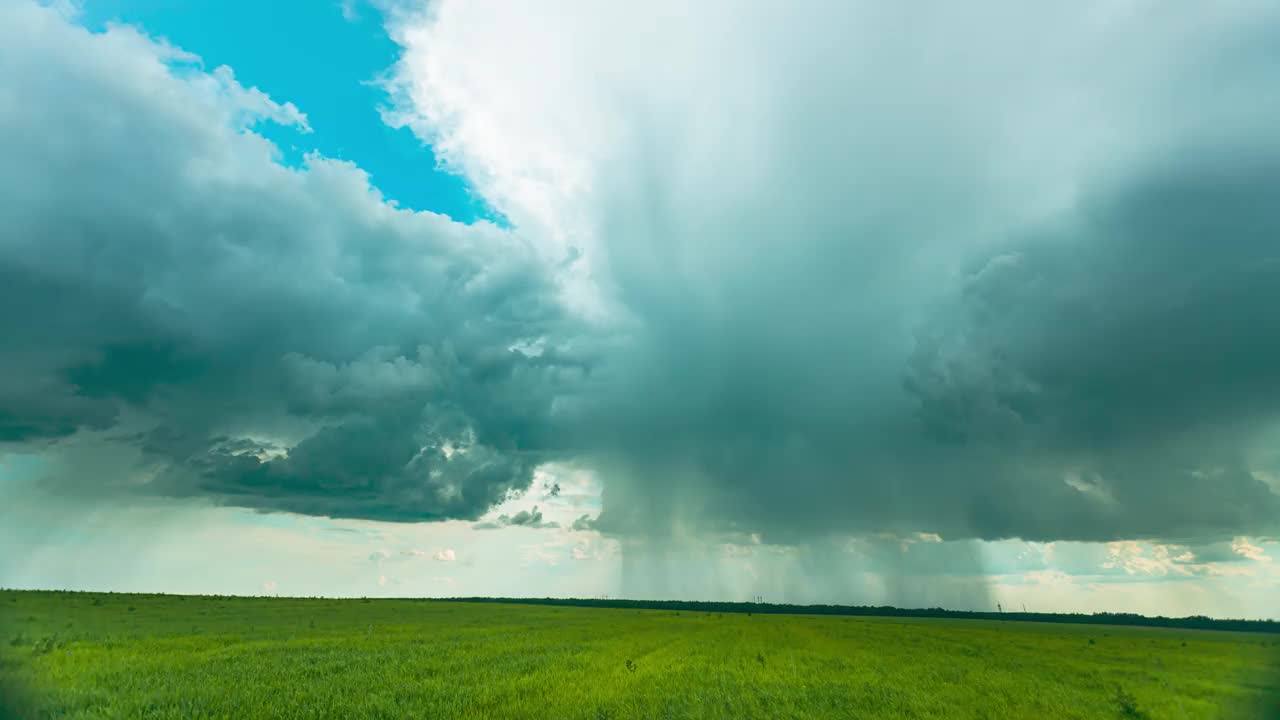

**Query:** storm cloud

left=386, top=0, right=1280, bottom=544
left=0, top=3, right=586, bottom=522
left=2, top=0, right=1280, bottom=556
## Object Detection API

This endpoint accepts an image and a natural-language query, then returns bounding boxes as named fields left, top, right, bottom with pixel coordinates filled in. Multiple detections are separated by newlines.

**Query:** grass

left=2, top=590, right=1277, bottom=719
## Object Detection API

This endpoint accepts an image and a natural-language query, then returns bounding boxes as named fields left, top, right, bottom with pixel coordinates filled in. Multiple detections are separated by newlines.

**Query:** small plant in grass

left=625, top=659, right=637, bottom=673
left=1114, top=686, right=1147, bottom=719
left=33, top=636, right=58, bottom=656
left=1088, top=639, right=1096, bottom=646
left=757, top=652, right=766, bottom=667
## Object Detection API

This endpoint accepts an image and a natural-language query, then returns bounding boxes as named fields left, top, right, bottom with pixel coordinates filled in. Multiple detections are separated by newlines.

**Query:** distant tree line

left=445, top=596, right=1280, bottom=634
left=6, top=589, right=1275, bottom=634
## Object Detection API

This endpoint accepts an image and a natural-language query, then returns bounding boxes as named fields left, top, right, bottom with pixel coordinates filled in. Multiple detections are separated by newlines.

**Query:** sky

left=76, top=0, right=491, bottom=222
left=1, top=0, right=1278, bottom=619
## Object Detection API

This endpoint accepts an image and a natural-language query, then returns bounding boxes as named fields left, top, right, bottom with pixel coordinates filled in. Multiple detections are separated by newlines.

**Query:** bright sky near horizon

left=1, top=0, right=1278, bottom=619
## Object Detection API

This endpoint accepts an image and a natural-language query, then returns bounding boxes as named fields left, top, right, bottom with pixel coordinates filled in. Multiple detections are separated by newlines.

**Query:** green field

left=2, top=591, right=1277, bottom=719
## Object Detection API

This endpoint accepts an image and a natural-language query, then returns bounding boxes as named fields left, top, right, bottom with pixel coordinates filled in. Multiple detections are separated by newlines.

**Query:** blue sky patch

left=80, top=0, right=493, bottom=223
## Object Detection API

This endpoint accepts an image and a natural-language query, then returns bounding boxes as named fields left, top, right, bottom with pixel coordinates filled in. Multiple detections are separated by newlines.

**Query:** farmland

left=1, top=590, right=1277, bottom=719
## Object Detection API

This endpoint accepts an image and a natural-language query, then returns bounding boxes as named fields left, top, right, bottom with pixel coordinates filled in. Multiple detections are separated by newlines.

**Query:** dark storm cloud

left=902, top=150, right=1280, bottom=535
left=902, top=142, right=1280, bottom=535
left=386, top=0, right=1280, bottom=544
left=0, top=4, right=585, bottom=521
left=585, top=141, right=1280, bottom=543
